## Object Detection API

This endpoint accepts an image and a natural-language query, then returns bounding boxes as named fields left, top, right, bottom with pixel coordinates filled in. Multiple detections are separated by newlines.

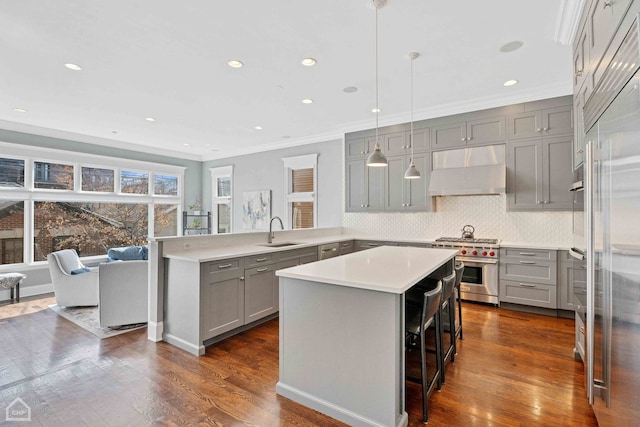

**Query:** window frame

left=0, top=141, right=185, bottom=270
left=282, top=154, right=317, bottom=229
left=210, top=165, right=233, bottom=234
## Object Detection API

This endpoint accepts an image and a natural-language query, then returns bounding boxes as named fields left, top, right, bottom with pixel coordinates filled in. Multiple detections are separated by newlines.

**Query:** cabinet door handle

left=461, top=138, right=466, bottom=142
left=576, top=69, right=583, bottom=77
left=256, top=257, right=268, bottom=262
left=519, top=261, right=536, bottom=264
left=543, top=127, right=549, bottom=131
left=603, top=0, right=612, bottom=8
left=519, top=252, right=536, bottom=256
left=579, top=327, right=585, bottom=334
left=536, top=128, right=542, bottom=132
left=256, top=267, right=269, bottom=272
left=467, top=137, right=472, bottom=141
left=218, top=264, right=233, bottom=269
left=240, top=276, right=245, bottom=281
left=519, top=283, right=536, bottom=287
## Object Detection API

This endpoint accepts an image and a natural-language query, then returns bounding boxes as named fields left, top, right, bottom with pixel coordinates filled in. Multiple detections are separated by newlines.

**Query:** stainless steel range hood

left=428, top=144, right=506, bottom=196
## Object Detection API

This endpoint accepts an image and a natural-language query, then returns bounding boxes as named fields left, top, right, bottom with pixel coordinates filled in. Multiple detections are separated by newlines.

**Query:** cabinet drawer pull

left=367, top=243, right=380, bottom=247
left=322, top=248, right=337, bottom=252
left=519, top=252, right=536, bottom=256
left=579, top=326, right=585, bottom=334
left=256, top=267, right=269, bottom=272
left=218, top=264, right=233, bottom=269
left=519, top=283, right=536, bottom=287
left=256, top=257, right=268, bottom=262
left=519, top=261, right=536, bottom=264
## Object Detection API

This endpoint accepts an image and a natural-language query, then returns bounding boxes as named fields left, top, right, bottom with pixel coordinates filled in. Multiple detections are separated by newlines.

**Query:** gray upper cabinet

left=384, top=131, right=407, bottom=156
left=589, top=0, right=632, bottom=84
left=345, top=158, right=385, bottom=212
left=573, top=19, right=590, bottom=93
left=408, top=128, right=429, bottom=153
left=385, top=152, right=432, bottom=212
left=507, top=136, right=574, bottom=211
left=573, top=78, right=591, bottom=168
left=508, top=105, right=573, bottom=140
left=345, top=137, right=378, bottom=160
left=431, top=116, right=505, bottom=150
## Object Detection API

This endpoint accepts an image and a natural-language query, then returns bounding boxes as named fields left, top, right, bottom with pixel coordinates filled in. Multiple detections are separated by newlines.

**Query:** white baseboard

left=147, top=321, right=164, bottom=342
left=163, top=333, right=205, bottom=356
left=0, top=283, right=53, bottom=302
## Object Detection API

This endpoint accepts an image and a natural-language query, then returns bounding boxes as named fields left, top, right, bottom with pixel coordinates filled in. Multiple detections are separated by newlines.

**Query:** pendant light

left=404, top=52, right=421, bottom=179
left=366, top=0, right=388, bottom=167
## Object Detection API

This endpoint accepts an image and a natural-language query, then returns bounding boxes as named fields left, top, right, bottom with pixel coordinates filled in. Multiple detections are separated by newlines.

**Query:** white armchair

left=98, top=260, right=148, bottom=327
left=47, top=249, right=99, bottom=307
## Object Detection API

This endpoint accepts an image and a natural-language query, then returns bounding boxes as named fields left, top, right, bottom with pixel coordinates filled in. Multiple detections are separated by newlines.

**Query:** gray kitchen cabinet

left=354, top=240, right=398, bottom=252
left=345, top=137, right=379, bottom=161
left=431, top=116, right=505, bottom=150
left=407, top=128, right=429, bottom=153
left=508, top=105, right=573, bottom=140
left=244, top=264, right=278, bottom=324
left=499, top=247, right=558, bottom=309
left=589, top=0, right=633, bottom=84
left=573, top=17, right=591, bottom=94
left=573, top=78, right=591, bottom=168
left=338, top=240, right=354, bottom=255
left=558, top=250, right=582, bottom=311
left=385, top=152, right=432, bottom=212
left=202, top=258, right=245, bottom=340
left=383, top=131, right=408, bottom=156
left=507, top=136, right=574, bottom=211
left=345, top=158, right=385, bottom=212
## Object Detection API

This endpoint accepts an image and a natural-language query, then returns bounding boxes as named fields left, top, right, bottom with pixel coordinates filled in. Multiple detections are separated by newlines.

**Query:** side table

left=0, top=273, right=27, bottom=303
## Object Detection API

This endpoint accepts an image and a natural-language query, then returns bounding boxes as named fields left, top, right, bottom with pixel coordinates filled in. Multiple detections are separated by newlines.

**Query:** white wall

left=204, top=139, right=343, bottom=232
left=343, top=194, right=572, bottom=246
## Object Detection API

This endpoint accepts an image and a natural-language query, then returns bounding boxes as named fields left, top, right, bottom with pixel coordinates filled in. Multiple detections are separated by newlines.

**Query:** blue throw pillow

left=107, top=245, right=148, bottom=261
left=70, top=267, right=91, bottom=275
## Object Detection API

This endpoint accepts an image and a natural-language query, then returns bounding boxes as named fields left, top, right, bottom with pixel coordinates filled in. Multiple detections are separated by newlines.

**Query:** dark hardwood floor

left=0, top=296, right=597, bottom=426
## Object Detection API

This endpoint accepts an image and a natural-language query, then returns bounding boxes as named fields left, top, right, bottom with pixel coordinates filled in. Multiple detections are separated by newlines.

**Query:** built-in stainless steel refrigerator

left=582, top=42, right=640, bottom=425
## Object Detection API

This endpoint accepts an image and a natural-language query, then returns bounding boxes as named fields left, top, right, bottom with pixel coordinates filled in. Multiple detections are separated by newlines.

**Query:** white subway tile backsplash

left=343, top=194, right=572, bottom=246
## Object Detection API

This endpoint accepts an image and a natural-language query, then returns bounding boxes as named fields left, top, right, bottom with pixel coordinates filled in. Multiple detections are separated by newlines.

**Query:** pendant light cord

left=410, top=54, right=414, bottom=163
left=375, top=6, right=379, bottom=146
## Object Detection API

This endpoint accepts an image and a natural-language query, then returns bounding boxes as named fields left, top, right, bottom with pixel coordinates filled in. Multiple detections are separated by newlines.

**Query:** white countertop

left=499, top=241, right=571, bottom=251
left=276, top=246, right=458, bottom=294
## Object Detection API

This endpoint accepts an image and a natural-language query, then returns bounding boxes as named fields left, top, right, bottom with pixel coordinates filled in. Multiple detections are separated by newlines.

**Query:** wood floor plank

left=0, top=296, right=597, bottom=426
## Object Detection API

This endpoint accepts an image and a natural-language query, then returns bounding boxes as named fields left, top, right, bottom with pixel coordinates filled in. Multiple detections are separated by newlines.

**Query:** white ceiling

left=0, top=0, right=579, bottom=162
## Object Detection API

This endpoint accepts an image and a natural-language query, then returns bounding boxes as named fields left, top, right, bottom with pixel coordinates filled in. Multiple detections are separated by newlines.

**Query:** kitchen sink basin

left=258, top=242, right=301, bottom=248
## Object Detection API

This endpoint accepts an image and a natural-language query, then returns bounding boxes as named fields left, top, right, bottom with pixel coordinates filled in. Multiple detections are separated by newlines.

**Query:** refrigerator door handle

left=569, top=247, right=585, bottom=260
left=585, top=140, right=596, bottom=405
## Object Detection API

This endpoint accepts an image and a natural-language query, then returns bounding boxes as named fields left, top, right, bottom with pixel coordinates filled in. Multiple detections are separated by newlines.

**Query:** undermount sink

left=258, top=242, right=301, bottom=248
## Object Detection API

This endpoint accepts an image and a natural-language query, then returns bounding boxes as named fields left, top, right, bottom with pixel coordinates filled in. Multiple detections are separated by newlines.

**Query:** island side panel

left=163, top=258, right=204, bottom=355
left=277, top=277, right=406, bottom=427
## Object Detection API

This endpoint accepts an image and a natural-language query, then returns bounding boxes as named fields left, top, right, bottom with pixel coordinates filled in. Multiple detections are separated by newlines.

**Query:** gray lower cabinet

left=558, top=251, right=577, bottom=311
left=202, top=258, right=245, bottom=340
left=499, top=248, right=558, bottom=309
left=354, top=240, right=398, bottom=252
left=338, top=240, right=354, bottom=255
left=507, top=136, right=574, bottom=211
left=242, top=264, right=277, bottom=325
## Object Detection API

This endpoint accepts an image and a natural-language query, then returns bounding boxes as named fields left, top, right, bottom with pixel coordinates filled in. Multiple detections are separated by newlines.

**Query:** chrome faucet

left=268, top=216, right=284, bottom=243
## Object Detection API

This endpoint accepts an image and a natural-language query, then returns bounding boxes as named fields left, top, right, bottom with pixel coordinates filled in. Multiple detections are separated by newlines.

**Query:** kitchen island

left=276, top=246, right=457, bottom=427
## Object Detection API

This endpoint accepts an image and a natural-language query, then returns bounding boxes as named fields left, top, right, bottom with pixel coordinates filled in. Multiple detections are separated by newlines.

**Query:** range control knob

left=472, top=250, right=478, bottom=256
left=461, top=249, right=467, bottom=255
left=482, top=251, right=487, bottom=256
left=489, top=251, right=495, bottom=257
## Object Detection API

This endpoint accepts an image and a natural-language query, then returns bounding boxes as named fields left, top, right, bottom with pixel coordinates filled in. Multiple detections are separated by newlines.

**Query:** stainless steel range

left=432, top=236, right=500, bottom=305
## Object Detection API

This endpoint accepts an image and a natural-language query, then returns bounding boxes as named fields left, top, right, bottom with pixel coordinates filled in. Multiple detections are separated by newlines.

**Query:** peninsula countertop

left=276, top=246, right=458, bottom=294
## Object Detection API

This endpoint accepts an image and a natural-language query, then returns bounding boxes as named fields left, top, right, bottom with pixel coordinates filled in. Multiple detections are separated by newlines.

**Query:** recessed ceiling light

left=255, top=126, right=263, bottom=130
left=301, top=58, right=317, bottom=66
left=183, top=143, right=190, bottom=147
left=145, top=117, right=156, bottom=122
left=503, top=79, right=519, bottom=87
left=64, top=63, right=83, bottom=71
left=371, top=108, right=381, bottom=113
left=302, top=98, right=313, bottom=104
left=343, top=86, right=358, bottom=93
left=228, top=60, right=243, bottom=68
left=499, top=41, right=524, bottom=53
left=12, top=108, right=27, bottom=113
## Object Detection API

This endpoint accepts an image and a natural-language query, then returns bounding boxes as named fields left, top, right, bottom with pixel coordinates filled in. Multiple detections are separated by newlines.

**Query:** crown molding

left=554, top=0, right=586, bottom=46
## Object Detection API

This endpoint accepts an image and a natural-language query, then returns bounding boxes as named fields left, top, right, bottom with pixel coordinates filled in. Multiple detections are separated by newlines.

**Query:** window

left=0, top=143, right=185, bottom=267
left=0, top=158, right=25, bottom=188
left=154, top=174, right=178, bottom=196
left=34, top=162, right=74, bottom=190
left=210, top=166, right=233, bottom=234
left=121, top=171, right=149, bottom=194
left=82, top=167, right=115, bottom=192
left=282, top=154, right=317, bottom=229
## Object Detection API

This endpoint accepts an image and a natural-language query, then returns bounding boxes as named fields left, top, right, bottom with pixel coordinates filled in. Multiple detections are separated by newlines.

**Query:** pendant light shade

left=366, top=0, right=387, bottom=167
left=404, top=51, right=421, bottom=179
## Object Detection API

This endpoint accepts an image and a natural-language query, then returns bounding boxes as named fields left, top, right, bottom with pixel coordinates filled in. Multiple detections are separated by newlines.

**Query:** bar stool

left=439, top=271, right=457, bottom=383
left=405, top=280, right=443, bottom=424
left=454, top=262, right=465, bottom=340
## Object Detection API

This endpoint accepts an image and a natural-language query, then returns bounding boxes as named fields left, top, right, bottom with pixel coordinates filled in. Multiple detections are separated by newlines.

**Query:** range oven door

left=458, top=258, right=498, bottom=305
